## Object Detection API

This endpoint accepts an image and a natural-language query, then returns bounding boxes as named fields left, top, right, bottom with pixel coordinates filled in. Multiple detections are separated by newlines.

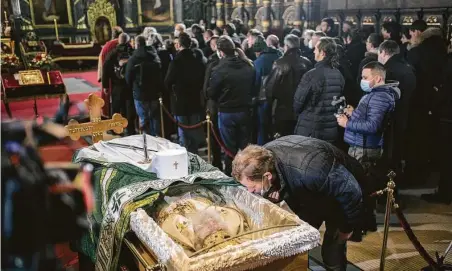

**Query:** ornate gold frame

left=18, top=70, right=45, bottom=85
left=137, top=0, right=174, bottom=26
left=87, top=0, right=117, bottom=43
left=28, top=0, right=74, bottom=28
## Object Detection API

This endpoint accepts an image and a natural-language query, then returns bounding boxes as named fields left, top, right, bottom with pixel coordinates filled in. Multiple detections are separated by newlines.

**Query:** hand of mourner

left=267, top=191, right=280, bottom=202
left=336, top=114, right=348, bottom=128
left=344, top=105, right=354, bottom=117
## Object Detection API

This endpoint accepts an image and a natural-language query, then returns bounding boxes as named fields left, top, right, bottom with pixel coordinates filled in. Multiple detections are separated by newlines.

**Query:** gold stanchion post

left=206, top=111, right=211, bottom=164
left=379, top=171, right=396, bottom=271
left=159, top=97, right=165, bottom=138
left=53, top=19, right=59, bottom=41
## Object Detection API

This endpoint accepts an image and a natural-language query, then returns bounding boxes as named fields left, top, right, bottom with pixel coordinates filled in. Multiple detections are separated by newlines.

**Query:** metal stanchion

left=159, top=97, right=165, bottom=138
left=206, top=111, right=211, bottom=164
left=379, top=171, right=397, bottom=271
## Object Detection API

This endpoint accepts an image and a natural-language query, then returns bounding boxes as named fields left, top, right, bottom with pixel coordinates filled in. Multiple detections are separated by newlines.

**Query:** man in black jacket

left=102, top=33, right=136, bottom=135
left=125, top=35, right=164, bottom=136
left=294, top=37, right=345, bottom=143
left=264, top=34, right=312, bottom=138
left=165, top=33, right=205, bottom=154
left=203, top=35, right=223, bottom=170
left=207, top=35, right=255, bottom=175
left=378, top=40, right=416, bottom=184
left=232, top=135, right=365, bottom=271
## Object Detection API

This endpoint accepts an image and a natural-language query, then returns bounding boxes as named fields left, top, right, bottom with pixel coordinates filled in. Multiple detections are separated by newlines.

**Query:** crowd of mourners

left=96, top=18, right=452, bottom=270
left=99, top=18, right=451, bottom=203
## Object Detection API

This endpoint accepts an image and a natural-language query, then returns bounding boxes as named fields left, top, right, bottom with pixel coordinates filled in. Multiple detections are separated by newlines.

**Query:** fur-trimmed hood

left=412, top=27, right=443, bottom=48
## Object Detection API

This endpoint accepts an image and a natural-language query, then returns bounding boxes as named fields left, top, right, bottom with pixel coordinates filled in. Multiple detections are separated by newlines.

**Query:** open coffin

left=129, top=183, right=321, bottom=271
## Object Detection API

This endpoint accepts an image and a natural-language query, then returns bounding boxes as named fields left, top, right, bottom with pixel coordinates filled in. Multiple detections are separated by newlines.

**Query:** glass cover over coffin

left=131, top=184, right=320, bottom=271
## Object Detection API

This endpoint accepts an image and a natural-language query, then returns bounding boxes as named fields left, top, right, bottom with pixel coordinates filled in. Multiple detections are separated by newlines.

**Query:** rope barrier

left=369, top=180, right=441, bottom=270
left=159, top=101, right=236, bottom=159
left=208, top=121, right=235, bottom=158
left=394, top=207, right=440, bottom=269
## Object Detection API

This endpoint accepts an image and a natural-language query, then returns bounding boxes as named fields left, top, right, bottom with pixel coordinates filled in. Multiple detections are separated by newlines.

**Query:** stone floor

left=309, top=188, right=452, bottom=270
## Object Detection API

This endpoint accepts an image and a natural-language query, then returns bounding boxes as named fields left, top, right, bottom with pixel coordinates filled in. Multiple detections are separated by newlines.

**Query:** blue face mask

left=360, top=80, right=373, bottom=92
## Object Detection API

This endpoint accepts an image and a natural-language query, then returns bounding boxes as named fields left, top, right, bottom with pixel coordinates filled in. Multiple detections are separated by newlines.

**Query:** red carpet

left=1, top=70, right=100, bottom=120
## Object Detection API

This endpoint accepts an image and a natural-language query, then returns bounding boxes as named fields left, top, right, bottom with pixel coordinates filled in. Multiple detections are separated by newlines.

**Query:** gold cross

left=173, top=161, right=179, bottom=170
left=65, top=93, right=128, bottom=143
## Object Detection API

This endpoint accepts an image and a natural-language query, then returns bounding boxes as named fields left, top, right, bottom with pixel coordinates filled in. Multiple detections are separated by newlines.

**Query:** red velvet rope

left=160, top=103, right=236, bottom=158
left=161, top=103, right=207, bottom=129
left=208, top=121, right=235, bottom=158
left=394, top=207, right=440, bottom=269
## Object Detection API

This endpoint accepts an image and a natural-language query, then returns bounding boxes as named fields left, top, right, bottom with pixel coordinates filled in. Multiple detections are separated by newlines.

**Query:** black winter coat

left=293, top=60, right=345, bottom=143
left=125, top=46, right=163, bottom=101
left=264, top=135, right=365, bottom=233
left=102, top=43, right=134, bottom=99
left=265, top=48, right=312, bottom=121
left=407, top=28, right=448, bottom=116
left=207, top=55, right=255, bottom=113
left=165, top=49, right=205, bottom=116
left=384, top=53, right=417, bottom=160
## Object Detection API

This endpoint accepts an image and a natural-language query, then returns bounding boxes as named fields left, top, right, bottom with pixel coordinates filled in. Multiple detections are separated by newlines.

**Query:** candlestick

left=53, top=18, right=59, bottom=41
left=4, top=11, right=7, bottom=21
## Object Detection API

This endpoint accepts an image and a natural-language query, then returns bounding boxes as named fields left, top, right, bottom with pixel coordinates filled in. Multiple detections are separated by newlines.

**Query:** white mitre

left=150, top=148, right=189, bottom=179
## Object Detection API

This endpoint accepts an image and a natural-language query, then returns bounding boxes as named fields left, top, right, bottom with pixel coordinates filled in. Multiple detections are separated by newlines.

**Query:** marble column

left=271, top=0, right=284, bottom=32
left=261, top=0, right=271, bottom=33
left=224, top=0, right=233, bottom=23
left=303, top=0, right=321, bottom=29
left=216, top=0, right=225, bottom=27
left=236, top=1, right=246, bottom=23
left=245, top=0, right=256, bottom=28
left=293, top=0, right=303, bottom=29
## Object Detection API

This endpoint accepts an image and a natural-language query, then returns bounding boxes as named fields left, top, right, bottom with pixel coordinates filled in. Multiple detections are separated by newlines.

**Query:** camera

left=331, top=96, right=347, bottom=117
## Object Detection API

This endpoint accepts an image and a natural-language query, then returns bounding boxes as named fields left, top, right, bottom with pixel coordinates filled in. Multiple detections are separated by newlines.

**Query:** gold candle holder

left=54, top=18, right=59, bottom=41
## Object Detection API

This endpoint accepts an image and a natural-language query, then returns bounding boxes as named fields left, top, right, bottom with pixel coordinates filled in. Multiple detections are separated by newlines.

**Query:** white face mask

left=308, top=40, right=313, bottom=49
left=216, top=50, right=222, bottom=59
left=174, top=30, right=180, bottom=37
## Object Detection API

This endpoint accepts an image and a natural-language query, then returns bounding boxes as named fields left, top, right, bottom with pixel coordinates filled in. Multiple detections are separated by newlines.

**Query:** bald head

left=266, top=34, right=279, bottom=48
left=118, top=33, right=130, bottom=44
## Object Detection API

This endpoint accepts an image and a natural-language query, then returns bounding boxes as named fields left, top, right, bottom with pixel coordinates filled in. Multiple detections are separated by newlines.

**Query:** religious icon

left=138, top=0, right=173, bottom=25
left=29, top=0, right=73, bottom=27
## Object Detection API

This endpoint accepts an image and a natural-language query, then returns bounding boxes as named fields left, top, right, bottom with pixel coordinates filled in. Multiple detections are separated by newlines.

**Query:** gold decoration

left=345, top=16, right=356, bottom=24
left=362, top=16, right=375, bottom=25
left=18, top=70, right=45, bottom=85
left=383, top=16, right=394, bottom=22
left=28, top=0, right=73, bottom=28
left=137, top=0, right=174, bottom=26
left=402, top=16, right=414, bottom=25
left=87, top=0, right=117, bottom=43
left=65, top=94, right=128, bottom=143
left=426, top=15, right=441, bottom=26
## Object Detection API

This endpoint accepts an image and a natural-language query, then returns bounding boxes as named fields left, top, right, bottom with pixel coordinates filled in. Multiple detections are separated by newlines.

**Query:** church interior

left=1, top=0, right=452, bottom=270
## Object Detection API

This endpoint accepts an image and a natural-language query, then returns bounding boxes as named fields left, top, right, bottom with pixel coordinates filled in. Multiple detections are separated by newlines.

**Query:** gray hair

left=379, top=40, right=400, bottom=57
left=118, top=33, right=130, bottom=44
left=142, top=27, right=157, bottom=39
left=284, top=34, right=300, bottom=49
left=266, top=34, right=279, bottom=48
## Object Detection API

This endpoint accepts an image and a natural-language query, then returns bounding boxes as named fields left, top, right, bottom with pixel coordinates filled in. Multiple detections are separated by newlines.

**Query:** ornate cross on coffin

left=65, top=94, right=128, bottom=143
left=173, top=161, right=179, bottom=170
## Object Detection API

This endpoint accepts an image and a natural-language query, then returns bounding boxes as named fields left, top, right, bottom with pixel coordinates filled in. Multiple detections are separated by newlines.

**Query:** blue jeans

left=175, top=114, right=204, bottom=154
left=134, top=100, right=160, bottom=136
left=257, top=101, right=271, bottom=146
left=218, top=111, right=251, bottom=175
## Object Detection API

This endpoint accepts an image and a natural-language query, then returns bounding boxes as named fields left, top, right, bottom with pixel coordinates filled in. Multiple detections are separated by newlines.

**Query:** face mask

left=360, top=80, right=373, bottom=92
left=216, top=50, right=222, bottom=59
left=308, top=40, right=313, bottom=49
left=174, top=30, right=180, bottom=37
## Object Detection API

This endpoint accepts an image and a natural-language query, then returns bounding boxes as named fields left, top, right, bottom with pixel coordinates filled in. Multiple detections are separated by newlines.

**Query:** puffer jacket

left=293, top=60, right=345, bottom=142
left=264, top=135, right=365, bottom=233
left=344, top=82, right=401, bottom=149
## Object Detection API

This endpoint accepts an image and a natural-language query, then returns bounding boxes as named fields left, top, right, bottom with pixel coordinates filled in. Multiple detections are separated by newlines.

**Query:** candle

left=4, top=10, right=7, bottom=21
left=54, top=18, right=59, bottom=41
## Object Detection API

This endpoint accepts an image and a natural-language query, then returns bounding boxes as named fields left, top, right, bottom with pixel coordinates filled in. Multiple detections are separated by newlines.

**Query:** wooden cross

left=65, top=93, right=128, bottom=143
left=173, top=161, right=179, bottom=170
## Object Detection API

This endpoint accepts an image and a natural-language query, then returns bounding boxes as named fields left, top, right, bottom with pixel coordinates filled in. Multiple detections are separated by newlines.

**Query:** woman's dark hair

left=224, top=23, right=236, bottom=37
left=401, top=27, right=411, bottom=40
left=191, top=23, right=204, bottom=35
left=382, top=21, right=401, bottom=43
left=367, top=33, right=383, bottom=49
left=317, top=37, right=339, bottom=68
